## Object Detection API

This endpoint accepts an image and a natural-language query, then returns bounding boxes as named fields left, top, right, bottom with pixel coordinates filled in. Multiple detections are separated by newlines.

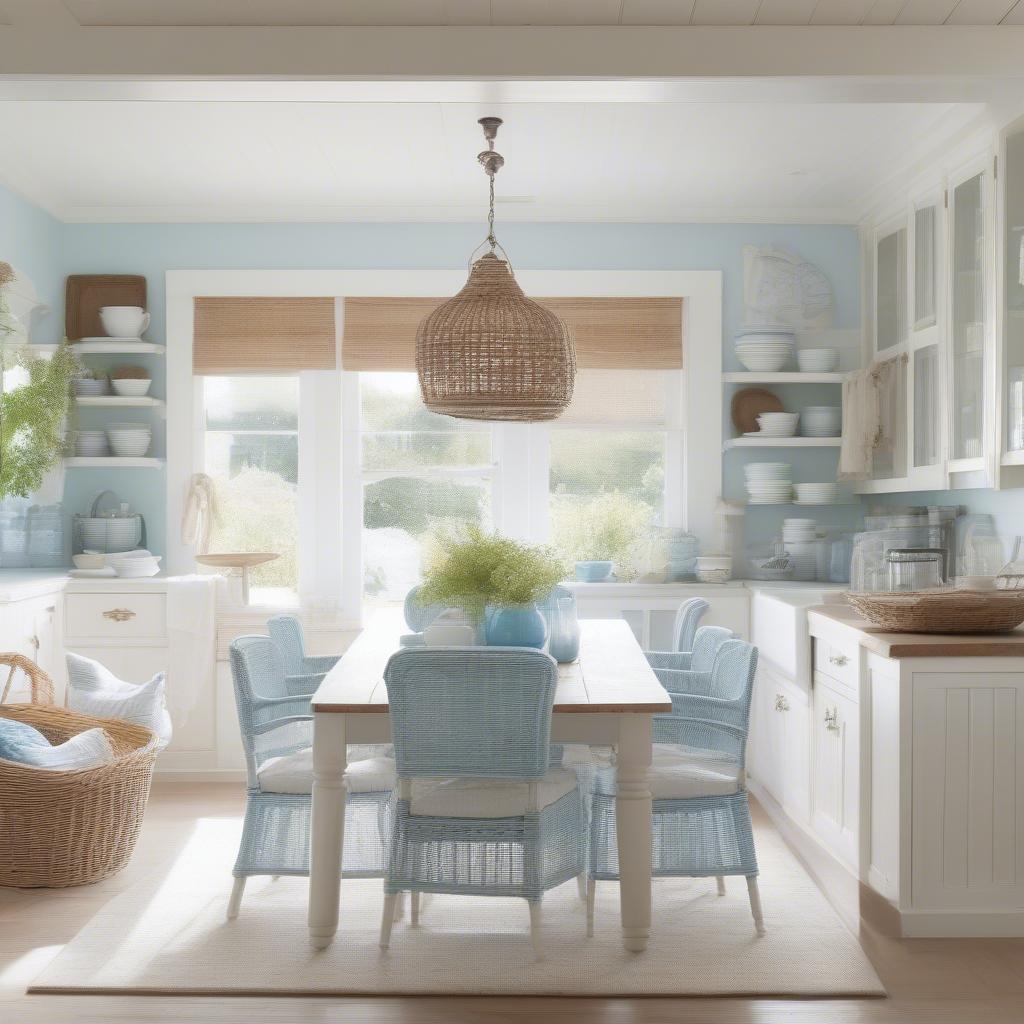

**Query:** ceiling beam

left=0, top=25, right=1023, bottom=82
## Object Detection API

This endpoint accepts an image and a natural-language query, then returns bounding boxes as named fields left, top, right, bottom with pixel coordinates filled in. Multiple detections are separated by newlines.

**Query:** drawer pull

left=102, top=608, right=136, bottom=623
left=824, top=706, right=841, bottom=733
left=774, top=694, right=790, bottom=712
left=828, top=654, right=849, bottom=667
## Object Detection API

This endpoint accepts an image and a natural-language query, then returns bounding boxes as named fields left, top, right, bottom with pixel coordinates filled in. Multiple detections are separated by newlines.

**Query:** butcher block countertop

left=808, top=604, right=1024, bottom=659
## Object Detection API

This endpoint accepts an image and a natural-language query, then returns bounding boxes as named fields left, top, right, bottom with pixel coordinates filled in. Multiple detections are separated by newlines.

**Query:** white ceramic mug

left=100, top=305, right=150, bottom=338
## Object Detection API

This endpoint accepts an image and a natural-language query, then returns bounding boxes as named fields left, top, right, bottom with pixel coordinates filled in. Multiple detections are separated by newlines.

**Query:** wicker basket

left=0, top=656, right=157, bottom=888
left=846, top=589, right=1024, bottom=634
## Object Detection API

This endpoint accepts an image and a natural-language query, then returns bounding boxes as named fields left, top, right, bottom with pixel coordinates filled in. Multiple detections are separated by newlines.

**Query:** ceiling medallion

left=416, top=117, right=576, bottom=422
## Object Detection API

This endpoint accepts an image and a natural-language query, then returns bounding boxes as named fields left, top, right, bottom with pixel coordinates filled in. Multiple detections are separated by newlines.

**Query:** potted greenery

left=552, top=491, right=650, bottom=582
left=0, top=262, right=77, bottom=500
left=418, top=527, right=566, bottom=649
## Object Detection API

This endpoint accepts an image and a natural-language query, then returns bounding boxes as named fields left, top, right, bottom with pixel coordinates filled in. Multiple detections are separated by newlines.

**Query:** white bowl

left=797, top=349, right=839, bottom=372
left=735, top=331, right=797, bottom=346
left=74, top=378, right=108, bottom=396
left=72, top=553, right=106, bottom=569
left=735, top=351, right=790, bottom=372
left=111, top=378, right=153, bottom=397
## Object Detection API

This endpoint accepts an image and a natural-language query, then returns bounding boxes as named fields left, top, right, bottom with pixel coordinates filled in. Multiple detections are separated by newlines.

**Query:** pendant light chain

left=488, top=173, right=496, bottom=252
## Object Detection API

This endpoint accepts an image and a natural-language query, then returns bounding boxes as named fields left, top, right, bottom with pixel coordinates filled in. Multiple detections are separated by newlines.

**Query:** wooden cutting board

left=65, top=274, right=147, bottom=341
left=731, top=387, right=784, bottom=433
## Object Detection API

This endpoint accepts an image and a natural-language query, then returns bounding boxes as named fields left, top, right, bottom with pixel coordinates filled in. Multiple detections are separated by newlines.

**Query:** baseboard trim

left=153, top=769, right=247, bottom=784
left=899, top=910, right=1024, bottom=937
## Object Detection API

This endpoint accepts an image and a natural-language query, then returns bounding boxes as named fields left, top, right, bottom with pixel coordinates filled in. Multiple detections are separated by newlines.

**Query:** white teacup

left=100, top=305, right=150, bottom=338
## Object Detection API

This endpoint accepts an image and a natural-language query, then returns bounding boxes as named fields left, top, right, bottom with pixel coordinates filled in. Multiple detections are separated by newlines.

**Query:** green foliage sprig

left=418, top=526, right=566, bottom=623
left=0, top=262, right=77, bottom=499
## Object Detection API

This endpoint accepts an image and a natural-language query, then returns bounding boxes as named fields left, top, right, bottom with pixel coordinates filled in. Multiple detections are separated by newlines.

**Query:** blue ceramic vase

left=485, top=604, right=549, bottom=649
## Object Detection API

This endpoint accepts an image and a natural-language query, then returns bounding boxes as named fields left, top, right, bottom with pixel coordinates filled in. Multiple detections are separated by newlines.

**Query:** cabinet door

left=779, top=678, right=811, bottom=826
left=876, top=226, right=907, bottom=353
left=750, top=666, right=784, bottom=803
left=949, top=168, right=989, bottom=466
left=812, top=675, right=860, bottom=868
left=1002, top=118, right=1024, bottom=461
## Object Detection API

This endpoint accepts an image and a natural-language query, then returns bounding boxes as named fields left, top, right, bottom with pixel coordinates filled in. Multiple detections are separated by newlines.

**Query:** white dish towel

left=165, top=575, right=217, bottom=725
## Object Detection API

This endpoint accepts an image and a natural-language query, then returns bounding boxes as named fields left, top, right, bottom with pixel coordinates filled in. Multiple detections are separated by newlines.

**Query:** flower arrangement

left=418, top=526, right=566, bottom=624
left=0, top=261, right=78, bottom=499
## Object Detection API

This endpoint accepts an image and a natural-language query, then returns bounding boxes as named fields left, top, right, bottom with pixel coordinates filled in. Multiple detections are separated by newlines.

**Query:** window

left=548, top=369, right=678, bottom=569
left=355, top=368, right=682, bottom=605
left=360, top=373, right=493, bottom=605
left=202, top=376, right=300, bottom=604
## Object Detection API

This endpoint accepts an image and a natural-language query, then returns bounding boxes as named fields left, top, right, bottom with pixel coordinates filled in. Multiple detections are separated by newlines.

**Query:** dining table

left=307, top=607, right=672, bottom=952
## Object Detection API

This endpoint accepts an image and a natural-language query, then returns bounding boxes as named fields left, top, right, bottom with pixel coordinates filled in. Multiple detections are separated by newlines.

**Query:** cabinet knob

left=102, top=608, right=136, bottom=623
left=774, top=694, right=790, bottom=712
left=828, top=653, right=849, bottom=667
left=824, top=706, right=841, bottom=733
left=29, top=634, right=39, bottom=651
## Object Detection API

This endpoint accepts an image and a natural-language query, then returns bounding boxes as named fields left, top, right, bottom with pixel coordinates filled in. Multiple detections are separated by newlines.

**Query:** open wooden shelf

left=722, top=372, right=845, bottom=384
left=724, top=437, right=841, bottom=450
left=64, top=457, right=165, bottom=468
left=75, top=396, right=165, bottom=409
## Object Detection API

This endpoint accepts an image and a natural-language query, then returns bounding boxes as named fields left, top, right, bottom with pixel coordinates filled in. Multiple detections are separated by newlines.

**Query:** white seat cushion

left=409, top=767, right=578, bottom=819
left=647, top=743, right=741, bottom=800
left=257, top=745, right=396, bottom=795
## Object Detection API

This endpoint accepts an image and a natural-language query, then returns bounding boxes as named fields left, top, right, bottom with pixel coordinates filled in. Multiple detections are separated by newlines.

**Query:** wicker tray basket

left=0, top=655, right=157, bottom=888
left=845, top=589, right=1024, bottom=635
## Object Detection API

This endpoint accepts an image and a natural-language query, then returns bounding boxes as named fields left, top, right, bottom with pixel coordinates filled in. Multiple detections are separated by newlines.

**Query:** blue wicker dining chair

left=671, top=596, right=709, bottom=653
left=226, top=635, right=393, bottom=919
left=266, top=614, right=340, bottom=695
left=586, top=639, right=764, bottom=938
left=378, top=646, right=586, bottom=960
left=645, top=624, right=734, bottom=694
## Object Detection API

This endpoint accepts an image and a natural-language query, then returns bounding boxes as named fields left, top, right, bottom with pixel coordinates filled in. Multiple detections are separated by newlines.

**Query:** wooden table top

left=312, top=608, right=672, bottom=715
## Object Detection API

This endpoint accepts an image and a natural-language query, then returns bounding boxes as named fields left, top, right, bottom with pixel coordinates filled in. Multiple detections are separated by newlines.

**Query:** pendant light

left=416, top=117, right=576, bottom=422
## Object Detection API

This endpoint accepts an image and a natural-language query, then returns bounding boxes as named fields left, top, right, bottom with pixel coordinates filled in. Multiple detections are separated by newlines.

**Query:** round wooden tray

left=731, top=387, right=784, bottom=434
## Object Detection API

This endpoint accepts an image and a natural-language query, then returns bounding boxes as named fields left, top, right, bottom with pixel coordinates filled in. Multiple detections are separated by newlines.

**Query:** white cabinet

left=0, top=587, right=64, bottom=700
left=811, top=670, right=860, bottom=869
left=750, top=664, right=811, bottom=826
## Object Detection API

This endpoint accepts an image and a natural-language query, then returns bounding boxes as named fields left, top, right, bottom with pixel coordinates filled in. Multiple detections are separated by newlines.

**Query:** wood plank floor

left=3, top=779, right=1024, bottom=1023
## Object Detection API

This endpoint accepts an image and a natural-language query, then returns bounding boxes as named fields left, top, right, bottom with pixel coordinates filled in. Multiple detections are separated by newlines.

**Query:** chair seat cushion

left=648, top=743, right=741, bottom=800
left=257, top=745, right=395, bottom=795
left=409, top=767, right=578, bottom=819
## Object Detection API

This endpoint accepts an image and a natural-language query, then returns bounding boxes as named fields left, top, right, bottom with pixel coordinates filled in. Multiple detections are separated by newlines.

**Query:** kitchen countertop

left=0, top=569, right=70, bottom=602
left=808, top=604, right=1024, bottom=659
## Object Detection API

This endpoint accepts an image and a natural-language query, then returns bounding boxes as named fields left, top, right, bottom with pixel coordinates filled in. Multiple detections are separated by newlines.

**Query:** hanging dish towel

left=181, top=473, right=218, bottom=555
left=838, top=368, right=877, bottom=480
left=165, top=575, right=217, bottom=725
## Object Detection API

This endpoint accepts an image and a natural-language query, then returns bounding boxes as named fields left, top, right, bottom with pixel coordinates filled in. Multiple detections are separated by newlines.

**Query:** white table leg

left=615, top=713, right=653, bottom=953
left=308, top=711, right=347, bottom=950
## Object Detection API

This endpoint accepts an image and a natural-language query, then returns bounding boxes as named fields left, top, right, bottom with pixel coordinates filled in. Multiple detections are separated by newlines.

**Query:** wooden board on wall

left=342, top=296, right=683, bottom=371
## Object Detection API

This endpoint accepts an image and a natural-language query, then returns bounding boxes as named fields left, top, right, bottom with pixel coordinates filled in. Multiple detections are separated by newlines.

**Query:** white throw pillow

left=25, top=727, right=117, bottom=771
left=65, top=652, right=172, bottom=750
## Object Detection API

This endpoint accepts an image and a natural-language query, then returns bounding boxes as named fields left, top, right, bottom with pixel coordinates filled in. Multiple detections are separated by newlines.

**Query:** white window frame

left=167, top=270, right=722, bottom=625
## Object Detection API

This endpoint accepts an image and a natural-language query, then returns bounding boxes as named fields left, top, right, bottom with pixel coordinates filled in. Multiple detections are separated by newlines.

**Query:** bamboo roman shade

left=343, top=296, right=682, bottom=372
left=193, top=297, right=336, bottom=374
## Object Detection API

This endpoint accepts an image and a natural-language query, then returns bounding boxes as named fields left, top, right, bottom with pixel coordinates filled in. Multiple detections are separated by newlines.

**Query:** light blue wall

left=0, top=185, right=63, bottom=344
left=59, top=220, right=862, bottom=556
left=4, top=179, right=867, bottom=558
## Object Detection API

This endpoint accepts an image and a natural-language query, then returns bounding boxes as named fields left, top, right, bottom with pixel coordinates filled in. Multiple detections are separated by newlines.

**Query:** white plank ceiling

left=0, top=99, right=983, bottom=222
left=59, top=0, right=1024, bottom=26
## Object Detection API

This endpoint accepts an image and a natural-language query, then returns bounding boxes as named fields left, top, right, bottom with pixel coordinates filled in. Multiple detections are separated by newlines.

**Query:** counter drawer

left=65, top=593, right=167, bottom=640
left=813, top=637, right=858, bottom=694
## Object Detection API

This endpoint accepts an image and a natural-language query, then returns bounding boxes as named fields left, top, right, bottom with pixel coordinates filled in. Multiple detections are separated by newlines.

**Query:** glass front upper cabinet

left=1005, top=123, right=1024, bottom=457
left=913, top=344, right=941, bottom=469
left=950, top=172, right=987, bottom=462
left=876, top=227, right=907, bottom=352
left=913, top=205, right=937, bottom=330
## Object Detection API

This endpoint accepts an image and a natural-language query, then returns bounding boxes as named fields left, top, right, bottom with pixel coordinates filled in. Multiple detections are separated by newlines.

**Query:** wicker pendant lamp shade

left=416, top=118, right=576, bottom=422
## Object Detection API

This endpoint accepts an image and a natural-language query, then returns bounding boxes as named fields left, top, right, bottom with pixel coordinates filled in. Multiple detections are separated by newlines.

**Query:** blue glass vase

left=548, top=596, right=580, bottom=663
left=485, top=603, right=548, bottom=649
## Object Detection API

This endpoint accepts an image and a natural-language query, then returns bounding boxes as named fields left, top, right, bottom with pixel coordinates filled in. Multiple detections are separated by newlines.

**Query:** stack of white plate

left=801, top=405, right=842, bottom=437
left=74, top=430, right=109, bottom=457
left=782, top=518, right=818, bottom=580
left=744, top=462, right=792, bottom=504
left=79, top=517, right=141, bottom=552
left=796, top=348, right=839, bottom=373
left=110, top=553, right=161, bottom=578
left=734, top=324, right=796, bottom=372
left=794, top=482, right=840, bottom=505
left=751, top=411, right=799, bottom=438
left=106, top=423, right=152, bottom=458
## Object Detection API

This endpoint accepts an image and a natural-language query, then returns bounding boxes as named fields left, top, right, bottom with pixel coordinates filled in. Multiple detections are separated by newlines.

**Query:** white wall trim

left=165, top=268, right=722, bottom=607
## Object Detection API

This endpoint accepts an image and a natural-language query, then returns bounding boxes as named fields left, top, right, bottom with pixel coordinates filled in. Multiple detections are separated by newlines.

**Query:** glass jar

left=885, top=548, right=945, bottom=592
